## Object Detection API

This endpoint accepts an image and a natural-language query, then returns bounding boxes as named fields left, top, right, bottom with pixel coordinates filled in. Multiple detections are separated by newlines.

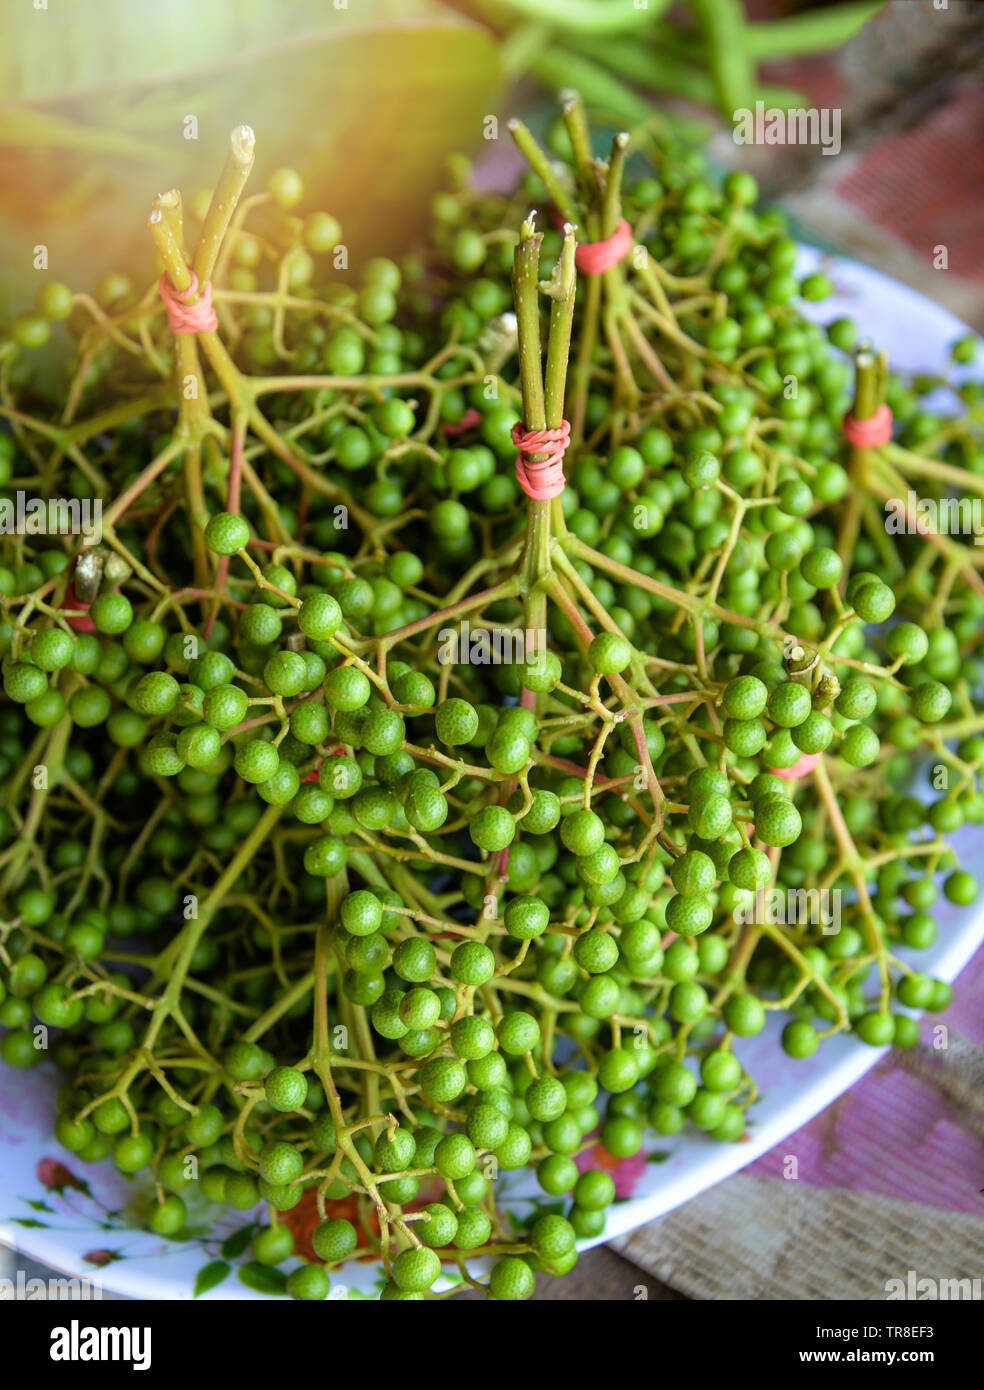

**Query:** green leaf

left=502, top=1208, right=524, bottom=1235
left=26, top=1200, right=54, bottom=1212
left=521, top=1201, right=563, bottom=1226
left=220, top=1223, right=257, bottom=1259
left=193, top=1260, right=231, bottom=1298
left=83, top=1250, right=121, bottom=1267
left=481, top=0, right=672, bottom=37
left=237, top=1262, right=288, bottom=1296
left=0, top=0, right=474, bottom=102
left=11, top=1218, right=49, bottom=1229
left=744, top=2, right=886, bottom=61
left=0, top=0, right=500, bottom=313
left=528, top=47, right=709, bottom=143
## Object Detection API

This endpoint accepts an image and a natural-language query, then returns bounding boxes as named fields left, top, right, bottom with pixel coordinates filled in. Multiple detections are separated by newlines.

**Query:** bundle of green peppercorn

left=1, top=98, right=983, bottom=1301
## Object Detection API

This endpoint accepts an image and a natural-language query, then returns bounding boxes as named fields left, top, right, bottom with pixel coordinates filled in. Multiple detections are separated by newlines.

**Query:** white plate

left=1, top=248, right=982, bottom=1299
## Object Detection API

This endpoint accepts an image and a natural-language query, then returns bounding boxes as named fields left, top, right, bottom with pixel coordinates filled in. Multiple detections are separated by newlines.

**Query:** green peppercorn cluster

left=0, top=102, right=982, bottom=1301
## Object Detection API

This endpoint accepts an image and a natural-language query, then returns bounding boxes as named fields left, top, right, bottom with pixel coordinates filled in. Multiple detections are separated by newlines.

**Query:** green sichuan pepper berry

left=687, top=792, right=732, bottom=841
left=205, top=512, right=250, bottom=555
left=185, top=1104, right=224, bottom=1147
left=176, top=723, right=221, bottom=767
left=504, top=895, right=549, bottom=939
left=670, top=850, right=716, bottom=896
left=4, top=664, right=47, bottom=704
left=286, top=1266, right=329, bottom=1301
left=450, top=1016, right=494, bottom=1059
left=682, top=449, right=719, bottom=489
left=768, top=681, right=811, bottom=728
left=434, top=1134, right=475, bottom=1180
left=560, top=808, right=605, bottom=857
left=361, top=709, right=405, bottom=755
left=419, top=1057, right=467, bottom=1103
left=225, top=1042, right=267, bottom=1081
left=753, top=795, right=802, bottom=847
left=573, top=928, right=619, bottom=974
left=393, top=1247, right=441, bottom=1293
left=722, top=675, right=767, bottom=720
left=259, top=1141, right=304, bottom=1186
left=298, top=593, right=342, bottom=641
left=264, top=1066, right=308, bottom=1112
left=840, top=724, right=880, bottom=767
left=835, top=678, right=876, bottom=721
left=911, top=680, right=951, bottom=724
left=399, top=988, right=442, bottom=1030
left=435, top=697, right=479, bottom=745
left=263, top=651, right=307, bottom=697
left=885, top=623, right=929, bottom=665
left=31, top=628, right=75, bottom=671
left=470, top=806, right=515, bottom=852
left=497, top=1011, right=540, bottom=1055
left=800, top=547, right=842, bottom=589
left=240, top=603, right=282, bottom=645
left=340, top=890, right=382, bottom=936
left=324, top=666, right=370, bottom=711
left=132, top=671, right=180, bottom=715
left=253, top=1224, right=295, bottom=1266
left=589, top=632, right=632, bottom=675
left=450, top=941, right=496, bottom=985
left=852, top=580, right=895, bottom=624
left=312, top=1217, right=357, bottom=1262
left=779, top=1019, right=820, bottom=1061
left=90, top=593, right=133, bottom=634
left=202, top=683, right=249, bottom=730
left=235, top=740, right=281, bottom=783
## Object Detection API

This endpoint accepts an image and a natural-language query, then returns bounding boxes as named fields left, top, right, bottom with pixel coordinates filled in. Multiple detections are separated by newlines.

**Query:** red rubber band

left=158, top=270, right=218, bottom=335
left=63, top=581, right=96, bottom=633
left=575, top=218, right=633, bottom=275
left=842, top=405, right=892, bottom=447
left=441, top=407, right=482, bottom=438
left=511, top=419, right=571, bottom=500
left=770, top=751, right=823, bottom=782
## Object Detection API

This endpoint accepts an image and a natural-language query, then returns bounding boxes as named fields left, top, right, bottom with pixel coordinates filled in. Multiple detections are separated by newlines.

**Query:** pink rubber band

left=770, top=751, right=823, bottom=781
left=158, top=270, right=218, bottom=335
left=575, top=219, right=633, bottom=275
left=511, top=419, right=571, bottom=500
left=63, top=581, right=96, bottom=633
left=442, top=407, right=482, bottom=438
left=842, top=405, right=892, bottom=447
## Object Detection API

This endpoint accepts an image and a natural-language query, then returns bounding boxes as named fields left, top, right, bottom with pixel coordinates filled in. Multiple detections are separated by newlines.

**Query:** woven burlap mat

left=612, top=1168, right=984, bottom=1301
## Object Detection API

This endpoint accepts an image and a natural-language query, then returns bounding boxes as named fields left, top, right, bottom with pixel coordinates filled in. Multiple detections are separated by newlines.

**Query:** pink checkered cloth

left=749, top=943, right=984, bottom=1212
left=613, top=945, right=984, bottom=1299
left=833, top=85, right=984, bottom=286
